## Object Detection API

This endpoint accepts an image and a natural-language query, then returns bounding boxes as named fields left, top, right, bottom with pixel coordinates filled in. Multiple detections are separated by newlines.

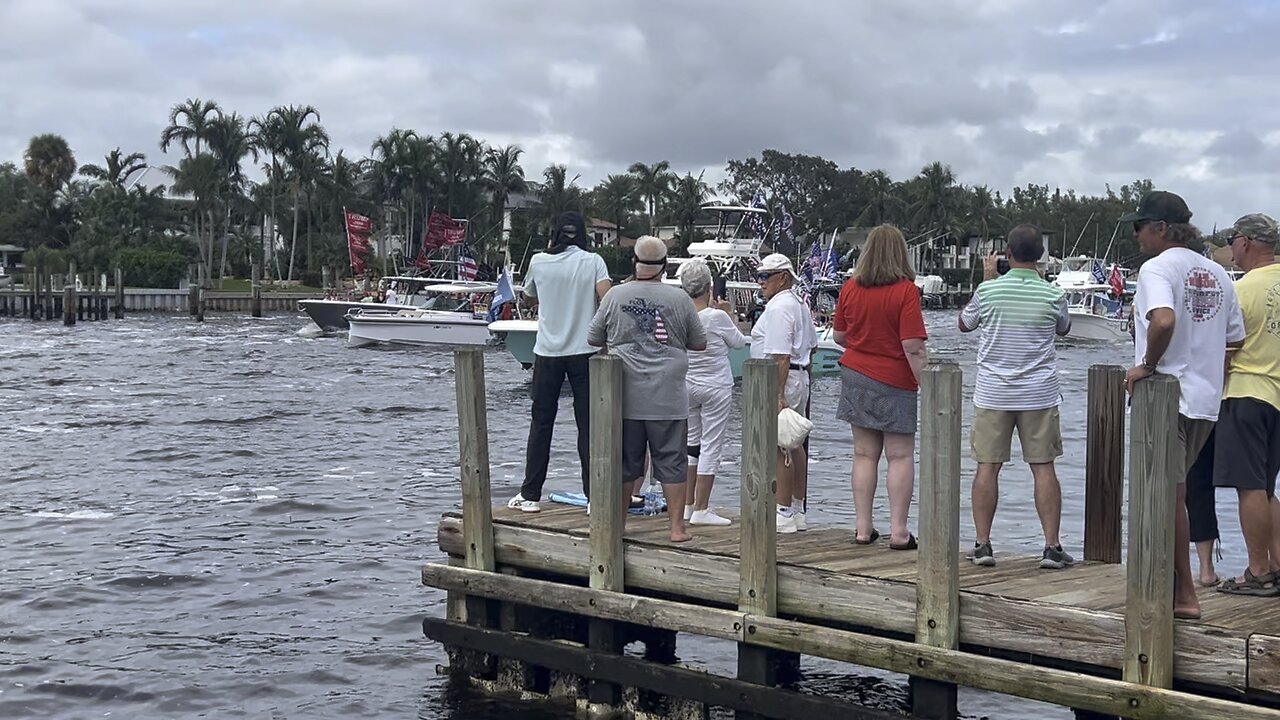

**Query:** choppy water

left=0, top=312, right=1249, bottom=719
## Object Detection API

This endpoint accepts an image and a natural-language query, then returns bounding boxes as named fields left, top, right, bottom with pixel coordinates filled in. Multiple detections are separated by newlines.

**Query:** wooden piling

left=587, top=353, right=625, bottom=706
left=739, top=358, right=780, bottom=718
left=1124, top=374, right=1178, bottom=688
left=62, top=285, right=75, bottom=326
left=251, top=264, right=262, bottom=318
left=453, top=347, right=498, bottom=679
left=913, top=360, right=962, bottom=720
left=114, top=267, right=124, bottom=319
left=1085, top=365, right=1126, bottom=563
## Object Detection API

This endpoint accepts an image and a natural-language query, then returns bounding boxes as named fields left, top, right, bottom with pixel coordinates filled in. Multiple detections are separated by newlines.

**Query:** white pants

left=687, top=382, right=733, bottom=476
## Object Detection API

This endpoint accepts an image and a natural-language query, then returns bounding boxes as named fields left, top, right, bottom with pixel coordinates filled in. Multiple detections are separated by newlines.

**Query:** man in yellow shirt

left=1216, top=213, right=1280, bottom=596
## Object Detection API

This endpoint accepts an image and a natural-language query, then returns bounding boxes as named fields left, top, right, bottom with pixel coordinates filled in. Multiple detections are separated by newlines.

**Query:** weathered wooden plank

left=587, top=354, right=625, bottom=707
left=1085, top=365, right=1126, bottom=564
left=422, top=563, right=1279, bottom=720
left=454, top=348, right=495, bottom=575
left=422, top=617, right=901, bottom=720
left=1125, top=374, right=1179, bottom=688
left=740, top=358, right=779, bottom=616
left=1249, top=634, right=1280, bottom=694
left=437, top=518, right=1250, bottom=690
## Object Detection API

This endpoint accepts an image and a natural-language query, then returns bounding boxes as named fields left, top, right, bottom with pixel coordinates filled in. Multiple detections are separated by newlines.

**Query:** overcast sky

left=3, top=0, right=1278, bottom=228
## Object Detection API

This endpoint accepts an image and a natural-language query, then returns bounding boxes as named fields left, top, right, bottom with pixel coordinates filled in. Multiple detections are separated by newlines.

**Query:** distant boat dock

left=421, top=349, right=1280, bottom=720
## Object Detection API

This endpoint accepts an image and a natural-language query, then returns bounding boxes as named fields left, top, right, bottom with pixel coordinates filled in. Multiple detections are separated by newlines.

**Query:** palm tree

left=483, top=145, right=526, bottom=259
left=592, top=174, right=639, bottom=244
left=267, top=105, right=329, bottom=281
left=23, top=133, right=77, bottom=246
left=669, top=173, right=709, bottom=251
left=536, top=165, right=584, bottom=229
left=159, top=98, right=221, bottom=158
left=628, top=160, right=674, bottom=232
left=206, top=112, right=259, bottom=279
left=80, top=148, right=148, bottom=189
left=854, top=170, right=905, bottom=227
left=437, top=132, right=483, bottom=218
left=164, top=154, right=222, bottom=270
left=966, top=185, right=1008, bottom=244
left=911, top=161, right=958, bottom=233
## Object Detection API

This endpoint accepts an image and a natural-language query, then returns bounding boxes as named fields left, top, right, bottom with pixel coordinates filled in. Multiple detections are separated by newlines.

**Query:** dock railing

left=425, top=350, right=1277, bottom=720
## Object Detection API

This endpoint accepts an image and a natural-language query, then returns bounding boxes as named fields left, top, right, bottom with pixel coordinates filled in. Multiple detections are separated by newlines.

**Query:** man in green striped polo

left=959, top=224, right=1074, bottom=569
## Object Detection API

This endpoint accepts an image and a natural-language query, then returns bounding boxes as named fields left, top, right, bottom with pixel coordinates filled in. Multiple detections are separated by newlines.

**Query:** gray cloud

left=2, top=0, right=1280, bottom=228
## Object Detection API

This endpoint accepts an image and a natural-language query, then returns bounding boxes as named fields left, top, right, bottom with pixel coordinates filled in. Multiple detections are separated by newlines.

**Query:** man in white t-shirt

left=751, top=253, right=819, bottom=534
left=508, top=211, right=612, bottom=513
left=1122, top=190, right=1245, bottom=620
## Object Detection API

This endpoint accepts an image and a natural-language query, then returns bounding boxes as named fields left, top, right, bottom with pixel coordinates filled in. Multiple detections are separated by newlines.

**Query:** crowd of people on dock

left=502, top=196, right=1280, bottom=613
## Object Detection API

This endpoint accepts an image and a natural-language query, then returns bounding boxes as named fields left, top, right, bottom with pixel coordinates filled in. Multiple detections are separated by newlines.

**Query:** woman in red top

left=833, top=225, right=929, bottom=550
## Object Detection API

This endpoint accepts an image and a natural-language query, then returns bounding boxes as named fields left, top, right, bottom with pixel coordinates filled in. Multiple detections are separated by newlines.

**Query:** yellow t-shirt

left=1224, top=263, right=1280, bottom=410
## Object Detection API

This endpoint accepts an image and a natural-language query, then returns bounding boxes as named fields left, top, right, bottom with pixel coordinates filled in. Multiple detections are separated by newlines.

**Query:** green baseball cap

left=1119, top=190, right=1193, bottom=224
left=1228, top=213, right=1279, bottom=245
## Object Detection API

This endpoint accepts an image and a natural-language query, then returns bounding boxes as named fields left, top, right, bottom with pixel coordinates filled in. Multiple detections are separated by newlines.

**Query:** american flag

left=457, top=244, right=478, bottom=281
left=653, top=310, right=668, bottom=344
left=747, top=190, right=767, bottom=238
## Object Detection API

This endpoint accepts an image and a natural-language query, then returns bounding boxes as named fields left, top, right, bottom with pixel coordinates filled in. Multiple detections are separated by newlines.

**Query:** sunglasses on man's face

left=1133, top=220, right=1159, bottom=234
left=756, top=271, right=783, bottom=282
left=1228, top=233, right=1248, bottom=245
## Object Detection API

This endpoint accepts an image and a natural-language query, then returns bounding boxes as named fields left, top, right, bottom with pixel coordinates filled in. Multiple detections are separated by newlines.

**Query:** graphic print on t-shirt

left=1266, top=282, right=1280, bottom=338
left=1184, top=267, right=1223, bottom=322
left=620, top=297, right=669, bottom=346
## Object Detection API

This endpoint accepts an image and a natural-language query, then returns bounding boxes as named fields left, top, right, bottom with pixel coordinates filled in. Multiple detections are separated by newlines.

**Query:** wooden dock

left=421, top=349, right=1280, bottom=719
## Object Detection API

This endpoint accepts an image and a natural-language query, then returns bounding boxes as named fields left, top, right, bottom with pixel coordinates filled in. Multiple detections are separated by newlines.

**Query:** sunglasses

left=1133, top=219, right=1164, bottom=234
left=1228, top=233, right=1247, bottom=244
left=756, top=271, right=784, bottom=281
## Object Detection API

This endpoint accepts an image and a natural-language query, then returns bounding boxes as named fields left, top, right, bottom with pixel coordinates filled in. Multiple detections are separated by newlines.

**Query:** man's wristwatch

left=1141, top=357, right=1157, bottom=373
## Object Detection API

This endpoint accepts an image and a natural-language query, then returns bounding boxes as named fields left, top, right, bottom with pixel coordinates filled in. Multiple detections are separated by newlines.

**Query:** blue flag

left=1091, top=260, right=1107, bottom=284
left=487, top=268, right=515, bottom=322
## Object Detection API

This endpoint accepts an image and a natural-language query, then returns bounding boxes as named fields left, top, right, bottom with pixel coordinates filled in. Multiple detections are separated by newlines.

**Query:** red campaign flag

left=423, top=211, right=467, bottom=251
left=1108, top=263, right=1125, bottom=298
left=344, top=209, right=373, bottom=275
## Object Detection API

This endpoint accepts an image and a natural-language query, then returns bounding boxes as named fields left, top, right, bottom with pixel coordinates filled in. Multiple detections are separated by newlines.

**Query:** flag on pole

left=1091, top=260, right=1107, bottom=284
left=1108, top=263, right=1125, bottom=297
left=1202, top=243, right=1215, bottom=259
left=457, top=244, right=478, bottom=281
left=802, top=240, right=823, bottom=286
left=486, top=268, right=515, bottom=322
left=746, top=190, right=767, bottom=238
left=424, top=211, right=467, bottom=251
left=344, top=209, right=373, bottom=275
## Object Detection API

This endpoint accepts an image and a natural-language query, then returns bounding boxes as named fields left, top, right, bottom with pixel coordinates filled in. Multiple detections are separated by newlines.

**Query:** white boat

left=489, top=318, right=844, bottom=378
left=300, top=275, right=465, bottom=331
left=346, top=282, right=503, bottom=348
left=1063, top=284, right=1130, bottom=342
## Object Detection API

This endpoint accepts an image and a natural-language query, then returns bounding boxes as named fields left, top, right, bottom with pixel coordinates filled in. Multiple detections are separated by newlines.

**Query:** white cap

left=758, top=253, right=798, bottom=278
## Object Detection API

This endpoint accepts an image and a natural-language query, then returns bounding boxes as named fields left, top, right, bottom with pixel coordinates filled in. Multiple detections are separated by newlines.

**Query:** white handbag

left=777, top=407, right=813, bottom=451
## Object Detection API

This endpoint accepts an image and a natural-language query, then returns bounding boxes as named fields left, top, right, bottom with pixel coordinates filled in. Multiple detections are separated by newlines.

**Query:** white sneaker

left=506, top=493, right=540, bottom=513
left=689, top=509, right=731, bottom=526
left=793, top=511, right=808, bottom=531
left=776, top=511, right=798, bottom=534
left=684, top=505, right=695, bottom=521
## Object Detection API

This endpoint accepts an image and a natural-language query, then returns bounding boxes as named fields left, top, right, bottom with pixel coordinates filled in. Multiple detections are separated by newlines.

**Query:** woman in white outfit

left=678, top=260, right=746, bottom=525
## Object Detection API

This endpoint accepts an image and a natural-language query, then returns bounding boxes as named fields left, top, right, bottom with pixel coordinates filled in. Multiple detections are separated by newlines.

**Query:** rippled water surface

left=0, top=312, right=1249, bottom=719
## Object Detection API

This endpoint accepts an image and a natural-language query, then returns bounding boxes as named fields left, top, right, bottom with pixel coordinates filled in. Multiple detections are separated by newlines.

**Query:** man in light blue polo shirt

left=508, top=211, right=612, bottom=512
left=959, top=223, right=1072, bottom=570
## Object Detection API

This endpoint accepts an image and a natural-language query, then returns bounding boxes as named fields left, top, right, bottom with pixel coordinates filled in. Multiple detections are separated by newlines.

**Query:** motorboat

left=1062, top=284, right=1130, bottom=342
left=346, top=282, right=508, bottom=348
left=299, top=275, right=457, bottom=331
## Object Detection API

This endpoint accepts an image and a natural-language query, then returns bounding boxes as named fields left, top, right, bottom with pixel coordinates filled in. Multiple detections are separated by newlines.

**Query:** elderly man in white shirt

left=751, top=253, right=819, bottom=533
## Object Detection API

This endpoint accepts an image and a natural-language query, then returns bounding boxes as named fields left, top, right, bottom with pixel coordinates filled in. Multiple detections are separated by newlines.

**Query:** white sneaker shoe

left=684, top=505, right=695, bottom=521
left=776, top=511, right=798, bottom=534
left=792, top=511, right=808, bottom=531
left=689, top=509, right=731, bottom=526
left=506, top=493, right=540, bottom=513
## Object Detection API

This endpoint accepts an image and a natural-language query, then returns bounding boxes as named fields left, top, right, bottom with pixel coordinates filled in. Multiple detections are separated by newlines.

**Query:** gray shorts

left=623, top=419, right=689, bottom=484
left=835, top=366, right=918, bottom=435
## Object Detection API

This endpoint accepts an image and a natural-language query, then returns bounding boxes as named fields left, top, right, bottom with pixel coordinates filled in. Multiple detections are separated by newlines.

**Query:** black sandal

left=854, top=529, right=880, bottom=545
left=1219, top=569, right=1280, bottom=597
left=889, top=534, right=918, bottom=551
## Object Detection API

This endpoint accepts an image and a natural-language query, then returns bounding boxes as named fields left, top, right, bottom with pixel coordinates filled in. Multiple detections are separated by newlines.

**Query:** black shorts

left=1213, top=397, right=1280, bottom=496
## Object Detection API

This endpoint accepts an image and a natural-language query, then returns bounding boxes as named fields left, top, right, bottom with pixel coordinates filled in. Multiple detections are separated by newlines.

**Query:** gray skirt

left=835, top=365, right=918, bottom=435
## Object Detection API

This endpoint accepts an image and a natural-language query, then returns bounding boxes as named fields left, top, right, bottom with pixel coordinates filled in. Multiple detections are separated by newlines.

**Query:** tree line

left=3, top=96, right=1171, bottom=288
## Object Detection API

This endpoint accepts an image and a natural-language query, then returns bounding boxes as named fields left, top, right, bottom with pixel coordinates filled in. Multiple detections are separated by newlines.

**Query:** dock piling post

left=738, top=358, right=780, bottom=719
left=1085, top=365, right=1126, bottom=563
left=251, top=264, right=262, bottom=318
left=1124, top=374, right=1178, bottom=688
left=62, top=284, right=75, bottom=326
left=587, top=353, right=625, bottom=707
left=114, top=267, right=124, bottom=319
left=454, top=347, right=499, bottom=677
left=912, top=360, right=962, bottom=720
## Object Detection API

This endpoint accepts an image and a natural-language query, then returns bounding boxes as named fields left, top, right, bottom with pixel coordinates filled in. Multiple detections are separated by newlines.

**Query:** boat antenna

left=1100, top=220, right=1121, bottom=262
left=1067, top=212, right=1095, bottom=257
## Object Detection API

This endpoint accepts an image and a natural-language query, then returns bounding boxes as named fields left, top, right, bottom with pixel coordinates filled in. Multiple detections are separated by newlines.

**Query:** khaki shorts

left=1176, top=414, right=1215, bottom=486
left=970, top=407, right=1063, bottom=464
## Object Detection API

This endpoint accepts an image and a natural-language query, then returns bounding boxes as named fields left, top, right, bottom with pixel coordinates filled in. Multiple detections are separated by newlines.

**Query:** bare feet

left=670, top=529, right=692, bottom=543
left=1197, top=572, right=1221, bottom=588
left=1174, top=606, right=1202, bottom=620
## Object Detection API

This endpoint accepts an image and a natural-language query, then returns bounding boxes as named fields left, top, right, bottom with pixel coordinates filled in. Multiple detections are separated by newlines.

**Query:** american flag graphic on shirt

left=653, top=309, right=668, bottom=344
